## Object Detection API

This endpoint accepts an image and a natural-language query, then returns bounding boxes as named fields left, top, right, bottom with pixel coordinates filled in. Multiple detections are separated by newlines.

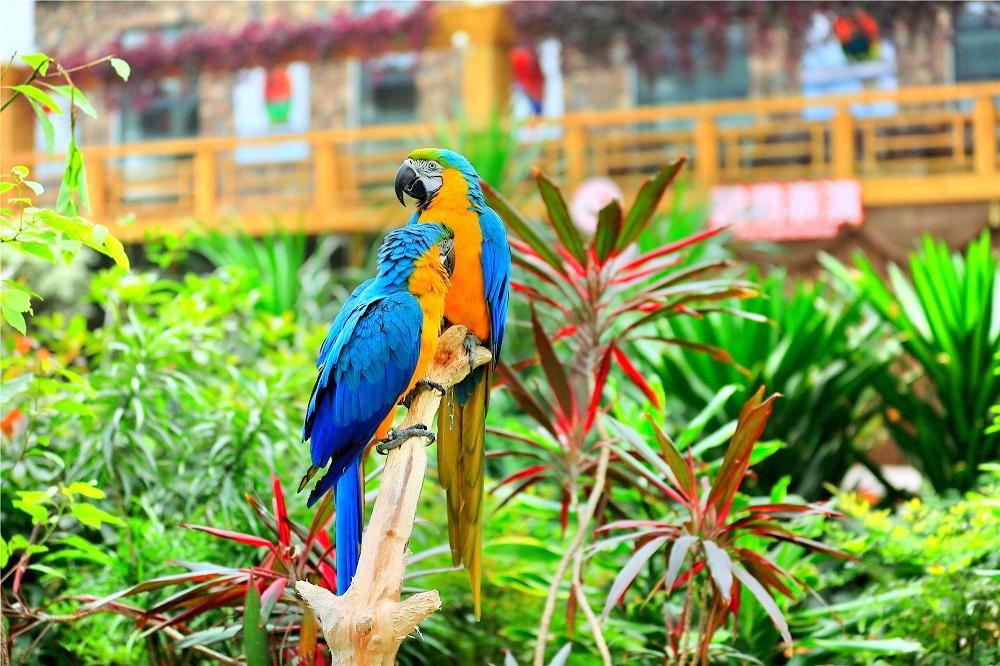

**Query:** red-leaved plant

left=483, top=159, right=758, bottom=663
left=84, top=474, right=334, bottom=664
left=599, top=389, right=852, bottom=665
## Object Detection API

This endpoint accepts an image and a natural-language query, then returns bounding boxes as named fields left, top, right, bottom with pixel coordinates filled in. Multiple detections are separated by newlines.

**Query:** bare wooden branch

left=297, top=325, right=492, bottom=665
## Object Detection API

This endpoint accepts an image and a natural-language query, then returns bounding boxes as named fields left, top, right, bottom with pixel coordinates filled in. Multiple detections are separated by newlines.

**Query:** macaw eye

left=439, top=239, right=455, bottom=276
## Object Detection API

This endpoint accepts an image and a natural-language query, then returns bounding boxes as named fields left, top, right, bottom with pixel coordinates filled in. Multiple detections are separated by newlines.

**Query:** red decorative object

left=510, top=45, right=544, bottom=114
left=708, top=180, right=864, bottom=241
left=264, top=67, right=292, bottom=124
left=834, top=9, right=880, bottom=61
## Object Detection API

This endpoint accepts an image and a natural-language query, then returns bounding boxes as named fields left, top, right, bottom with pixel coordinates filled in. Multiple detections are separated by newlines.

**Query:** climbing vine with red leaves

left=58, top=5, right=432, bottom=87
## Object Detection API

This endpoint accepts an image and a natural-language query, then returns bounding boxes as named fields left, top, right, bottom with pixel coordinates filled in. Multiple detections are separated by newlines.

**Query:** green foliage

left=193, top=226, right=372, bottom=322
left=1, top=165, right=129, bottom=334
left=795, top=466, right=1000, bottom=665
left=652, top=267, right=889, bottom=498
left=825, top=232, right=1000, bottom=491
left=2, top=52, right=131, bottom=336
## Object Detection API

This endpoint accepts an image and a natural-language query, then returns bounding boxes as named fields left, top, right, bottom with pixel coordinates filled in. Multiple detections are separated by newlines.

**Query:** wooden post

left=296, top=326, right=492, bottom=666
left=86, top=148, right=106, bottom=222
left=565, top=124, right=586, bottom=186
left=693, top=116, right=719, bottom=186
left=314, top=137, right=335, bottom=223
left=1, top=66, right=37, bottom=199
left=431, top=4, right=514, bottom=127
left=192, top=148, right=216, bottom=221
left=832, top=106, right=855, bottom=178
left=972, top=94, right=997, bottom=178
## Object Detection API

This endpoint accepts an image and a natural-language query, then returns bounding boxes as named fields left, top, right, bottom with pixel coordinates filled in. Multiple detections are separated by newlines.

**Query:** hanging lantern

left=510, top=46, right=544, bottom=115
left=264, top=67, right=293, bottom=124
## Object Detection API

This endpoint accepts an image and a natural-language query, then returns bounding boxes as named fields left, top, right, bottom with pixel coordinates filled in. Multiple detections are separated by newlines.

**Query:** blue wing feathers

left=304, top=292, right=424, bottom=508
left=479, top=207, right=511, bottom=365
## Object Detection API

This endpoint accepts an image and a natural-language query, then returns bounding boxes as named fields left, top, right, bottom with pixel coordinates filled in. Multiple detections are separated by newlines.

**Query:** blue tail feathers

left=334, top=459, right=363, bottom=594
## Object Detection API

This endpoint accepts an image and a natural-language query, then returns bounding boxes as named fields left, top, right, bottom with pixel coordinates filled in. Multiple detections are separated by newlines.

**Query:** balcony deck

left=8, top=81, right=1000, bottom=242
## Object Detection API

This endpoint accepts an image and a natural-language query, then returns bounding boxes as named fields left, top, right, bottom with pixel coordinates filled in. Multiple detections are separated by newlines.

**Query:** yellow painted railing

left=8, top=81, right=999, bottom=241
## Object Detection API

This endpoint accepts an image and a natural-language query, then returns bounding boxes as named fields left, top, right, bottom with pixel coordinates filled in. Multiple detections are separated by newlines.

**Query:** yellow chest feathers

left=407, top=253, right=449, bottom=320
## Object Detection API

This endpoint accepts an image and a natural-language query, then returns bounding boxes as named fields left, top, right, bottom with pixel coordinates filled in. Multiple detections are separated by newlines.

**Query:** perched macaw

left=394, top=148, right=511, bottom=617
left=298, top=223, right=456, bottom=594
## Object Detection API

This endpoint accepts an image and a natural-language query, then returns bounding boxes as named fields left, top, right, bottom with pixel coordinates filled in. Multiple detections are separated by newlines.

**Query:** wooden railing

left=8, top=81, right=999, bottom=241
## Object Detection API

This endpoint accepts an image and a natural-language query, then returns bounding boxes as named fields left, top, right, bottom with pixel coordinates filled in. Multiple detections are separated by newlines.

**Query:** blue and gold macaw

left=298, top=223, right=456, bottom=594
left=394, top=148, right=511, bottom=617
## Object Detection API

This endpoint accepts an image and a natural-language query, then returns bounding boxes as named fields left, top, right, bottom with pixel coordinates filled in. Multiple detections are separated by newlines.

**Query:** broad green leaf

left=0, top=539, right=8, bottom=567
left=110, top=58, right=131, bottom=81
left=800, top=637, right=923, bottom=655
left=535, top=169, right=587, bottom=266
left=11, top=85, right=61, bottom=114
left=70, top=503, right=125, bottom=529
left=2, top=283, right=33, bottom=312
left=617, top=159, right=685, bottom=251
left=483, top=181, right=566, bottom=276
left=20, top=53, right=50, bottom=76
left=243, top=582, right=269, bottom=666
left=46, top=85, right=97, bottom=118
left=646, top=415, right=693, bottom=496
left=13, top=499, right=48, bottom=525
left=63, top=482, right=105, bottom=499
left=10, top=240, right=56, bottom=263
left=0, top=182, right=13, bottom=194
left=594, top=199, right=623, bottom=263
left=707, top=388, right=779, bottom=519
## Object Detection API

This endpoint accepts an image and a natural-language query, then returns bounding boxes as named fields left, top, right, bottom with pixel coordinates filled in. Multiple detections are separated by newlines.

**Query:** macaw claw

left=401, top=380, right=447, bottom=408
left=463, top=333, right=481, bottom=372
left=377, top=424, right=436, bottom=455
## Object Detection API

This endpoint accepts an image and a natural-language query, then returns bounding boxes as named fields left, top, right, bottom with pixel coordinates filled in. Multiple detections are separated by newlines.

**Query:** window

left=954, top=3, right=1000, bottom=82
left=119, top=26, right=199, bottom=142
left=354, top=0, right=418, bottom=125
left=635, top=26, right=750, bottom=106
left=358, top=53, right=418, bottom=125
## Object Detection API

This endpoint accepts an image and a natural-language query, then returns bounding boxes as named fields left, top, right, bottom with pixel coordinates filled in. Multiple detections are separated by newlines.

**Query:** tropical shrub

left=599, top=389, right=850, bottom=664
left=795, top=464, right=1000, bottom=665
left=193, top=227, right=373, bottom=324
left=484, top=159, right=764, bottom=663
left=825, top=232, right=999, bottom=492
left=652, top=267, right=889, bottom=498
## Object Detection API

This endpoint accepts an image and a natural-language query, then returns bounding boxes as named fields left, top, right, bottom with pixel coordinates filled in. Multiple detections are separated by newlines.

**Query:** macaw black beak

left=394, top=161, right=425, bottom=206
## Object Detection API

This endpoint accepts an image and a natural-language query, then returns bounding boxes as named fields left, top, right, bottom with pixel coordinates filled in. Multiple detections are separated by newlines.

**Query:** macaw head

left=376, top=223, right=456, bottom=291
left=394, top=148, right=479, bottom=208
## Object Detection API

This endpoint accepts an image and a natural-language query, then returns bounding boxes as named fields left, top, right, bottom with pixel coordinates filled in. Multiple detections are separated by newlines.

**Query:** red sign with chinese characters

left=708, top=180, right=864, bottom=241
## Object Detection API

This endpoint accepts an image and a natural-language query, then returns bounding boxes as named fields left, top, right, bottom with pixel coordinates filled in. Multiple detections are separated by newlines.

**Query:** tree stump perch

left=296, top=325, right=492, bottom=665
